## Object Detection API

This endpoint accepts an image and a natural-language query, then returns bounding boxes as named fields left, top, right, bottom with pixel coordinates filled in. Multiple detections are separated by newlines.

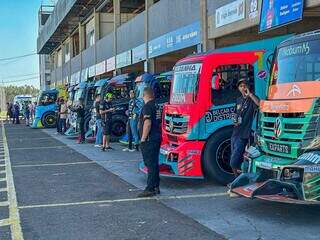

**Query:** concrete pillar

left=113, top=0, right=121, bottom=74
left=144, top=0, right=154, bottom=73
left=200, top=0, right=208, bottom=52
left=79, top=23, right=85, bottom=52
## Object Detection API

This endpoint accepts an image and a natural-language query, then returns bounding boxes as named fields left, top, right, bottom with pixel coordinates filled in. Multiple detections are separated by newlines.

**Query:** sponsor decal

left=187, top=150, right=201, bottom=155
left=249, top=0, right=258, bottom=20
left=171, top=93, right=186, bottom=103
left=257, top=161, right=273, bottom=169
left=257, top=70, right=267, bottom=79
left=205, top=106, right=236, bottom=123
left=281, top=42, right=310, bottom=57
left=174, top=63, right=201, bottom=74
left=298, top=152, right=320, bottom=164
left=304, top=166, right=320, bottom=173
left=160, top=148, right=169, bottom=155
left=287, top=84, right=302, bottom=97
left=270, top=104, right=289, bottom=111
left=267, top=142, right=291, bottom=154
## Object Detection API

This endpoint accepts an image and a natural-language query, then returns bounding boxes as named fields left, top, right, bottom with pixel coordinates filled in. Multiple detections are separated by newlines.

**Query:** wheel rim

left=112, top=121, right=126, bottom=137
left=45, top=115, right=56, bottom=127
left=215, top=139, right=233, bottom=174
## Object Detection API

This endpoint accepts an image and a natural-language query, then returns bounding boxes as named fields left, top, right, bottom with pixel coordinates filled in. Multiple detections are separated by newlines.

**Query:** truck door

left=205, top=64, right=255, bottom=135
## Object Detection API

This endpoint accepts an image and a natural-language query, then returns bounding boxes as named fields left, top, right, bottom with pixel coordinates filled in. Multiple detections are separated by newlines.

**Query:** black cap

left=237, top=78, right=248, bottom=87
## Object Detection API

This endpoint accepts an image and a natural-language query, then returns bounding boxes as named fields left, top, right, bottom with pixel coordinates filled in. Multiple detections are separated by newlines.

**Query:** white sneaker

left=128, top=149, right=136, bottom=152
left=122, top=148, right=129, bottom=152
left=94, top=144, right=101, bottom=148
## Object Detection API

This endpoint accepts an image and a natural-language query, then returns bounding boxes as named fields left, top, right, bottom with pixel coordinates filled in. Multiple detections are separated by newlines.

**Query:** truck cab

left=231, top=30, right=320, bottom=204
left=31, top=89, right=58, bottom=128
left=148, top=36, right=289, bottom=185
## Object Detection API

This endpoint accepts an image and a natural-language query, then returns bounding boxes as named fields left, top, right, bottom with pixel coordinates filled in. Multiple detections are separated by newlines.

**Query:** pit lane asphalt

left=2, top=123, right=320, bottom=240
left=1, top=123, right=223, bottom=240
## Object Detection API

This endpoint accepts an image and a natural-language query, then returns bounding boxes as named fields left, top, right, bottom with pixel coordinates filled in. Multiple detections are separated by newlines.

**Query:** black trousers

left=79, top=118, right=85, bottom=141
left=127, top=121, right=133, bottom=149
left=140, top=140, right=161, bottom=191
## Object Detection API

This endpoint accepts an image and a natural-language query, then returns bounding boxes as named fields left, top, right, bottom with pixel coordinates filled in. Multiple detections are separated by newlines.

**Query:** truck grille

left=164, top=113, right=188, bottom=135
left=260, top=99, right=320, bottom=158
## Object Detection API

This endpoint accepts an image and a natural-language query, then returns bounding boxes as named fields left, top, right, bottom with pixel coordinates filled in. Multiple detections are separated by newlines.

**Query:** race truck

left=64, top=81, right=95, bottom=137
left=86, top=73, right=136, bottom=141
left=231, top=30, right=320, bottom=204
left=120, top=71, right=173, bottom=144
left=66, top=84, right=77, bottom=128
left=147, top=35, right=290, bottom=185
left=31, top=89, right=58, bottom=128
left=13, top=95, right=32, bottom=116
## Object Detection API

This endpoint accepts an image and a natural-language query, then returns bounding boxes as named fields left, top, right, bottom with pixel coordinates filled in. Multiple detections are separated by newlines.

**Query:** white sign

left=216, top=0, right=245, bottom=28
left=249, top=0, right=258, bottom=20
left=95, top=61, right=106, bottom=76
left=107, top=56, right=116, bottom=72
left=88, top=65, right=96, bottom=78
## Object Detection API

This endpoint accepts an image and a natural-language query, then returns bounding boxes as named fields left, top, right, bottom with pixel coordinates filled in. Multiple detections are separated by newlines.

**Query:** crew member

left=59, top=98, right=68, bottom=134
left=99, top=93, right=115, bottom=151
left=230, top=78, right=260, bottom=176
left=123, top=90, right=140, bottom=152
left=74, top=98, right=85, bottom=144
left=138, top=87, right=161, bottom=198
left=94, top=94, right=103, bottom=147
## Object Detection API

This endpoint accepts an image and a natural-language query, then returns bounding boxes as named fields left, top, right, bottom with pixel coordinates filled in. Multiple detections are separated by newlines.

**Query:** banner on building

left=259, top=0, right=304, bottom=32
left=116, top=50, right=132, bottom=68
left=107, top=57, right=116, bottom=72
left=215, top=0, right=245, bottom=28
left=95, top=61, right=106, bottom=76
left=88, top=65, right=96, bottom=78
left=132, top=44, right=146, bottom=64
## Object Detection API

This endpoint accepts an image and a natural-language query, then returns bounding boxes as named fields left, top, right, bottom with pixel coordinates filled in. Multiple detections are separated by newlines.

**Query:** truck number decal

left=205, top=106, right=235, bottom=123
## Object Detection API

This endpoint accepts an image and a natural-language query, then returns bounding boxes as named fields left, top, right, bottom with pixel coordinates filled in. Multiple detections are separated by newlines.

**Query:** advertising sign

left=95, top=61, right=106, bottom=76
left=71, top=71, right=81, bottom=85
left=148, top=22, right=200, bottom=58
left=116, top=50, right=132, bottom=68
left=106, top=57, right=116, bottom=72
left=215, top=0, right=245, bottom=28
left=249, top=0, right=259, bottom=20
left=88, top=65, right=96, bottom=78
left=132, top=44, right=146, bottom=64
left=259, top=0, right=304, bottom=32
left=80, top=68, right=88, bottom=82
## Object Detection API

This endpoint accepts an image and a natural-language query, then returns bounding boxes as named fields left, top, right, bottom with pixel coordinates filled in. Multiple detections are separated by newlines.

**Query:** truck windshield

left=170, top=63, right=201, bottom=104
left=74, top=89, right=85, bottom=102
left=271, top=40, right=320, bottom=84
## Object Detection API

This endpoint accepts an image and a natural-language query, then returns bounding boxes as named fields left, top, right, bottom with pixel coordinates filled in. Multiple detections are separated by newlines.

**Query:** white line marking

left=0, top=188, right=7, bottom=192
left=13, top=161, right=94, bottom=168
left=10, top=145, right=72, bottom=151
left=2, top=122, right=24, bottom=239
left=0, top=218, right=10, bottom=227
left=0, top=201, right=9, bottom=207
left=19, top=192, right=227, bottom=209
left=0, top=170, right=6, bottom=174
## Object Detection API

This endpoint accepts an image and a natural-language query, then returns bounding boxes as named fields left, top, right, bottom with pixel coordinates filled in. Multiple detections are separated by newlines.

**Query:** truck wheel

left=202, top=128, right=235, bottom=185
left=41, top=112, right=57, bottom=128
left=111, top=115, right=127, bottom=138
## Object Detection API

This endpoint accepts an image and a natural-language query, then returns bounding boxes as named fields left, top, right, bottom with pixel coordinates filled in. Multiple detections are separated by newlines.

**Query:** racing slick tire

left=111, top=114, right=128, bottom=141
left=202, top=127, right=235, bottom=185
left=41, top=111, right=57, bottom=128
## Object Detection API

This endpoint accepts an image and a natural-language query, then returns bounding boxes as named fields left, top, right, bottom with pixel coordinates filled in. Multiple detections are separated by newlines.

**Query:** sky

left=0, top=0, right=57, bottom=89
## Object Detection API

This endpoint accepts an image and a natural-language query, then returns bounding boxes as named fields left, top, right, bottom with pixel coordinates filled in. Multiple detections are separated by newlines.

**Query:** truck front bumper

left=139, top=141, right=205, bottom=178
left=31, top=118, right=43, bottom=129
left=230, top=152, right=320, bottom=204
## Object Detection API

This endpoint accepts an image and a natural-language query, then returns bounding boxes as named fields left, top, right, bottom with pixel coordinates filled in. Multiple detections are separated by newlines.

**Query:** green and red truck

left=231, top=30, right=320, bottom=204
left=139, top=35, right=289, bottom=184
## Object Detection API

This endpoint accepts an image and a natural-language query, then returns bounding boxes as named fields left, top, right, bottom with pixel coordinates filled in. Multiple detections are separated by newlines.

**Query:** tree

left=3, top=85, right=40, bottom=103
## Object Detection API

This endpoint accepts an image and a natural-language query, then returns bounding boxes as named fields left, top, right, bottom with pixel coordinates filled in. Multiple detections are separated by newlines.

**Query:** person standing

left=55, top=98, right=62, bottom=134
left=99, top=93, right=115, bottom=151
left=94, top=94, right=103, bottom=147
left=24, top=101, right=31, bottom=126
left=230, top=78, right=260, bottom=176
left=123, top=90, right=140, bottom=152
left=13, top=102, right=20, bottom=124
left=137, top=87, right=162, bottom=197
left=59, top=99, right=68, bottom=134
left=76, top=98, right=86, bottom=143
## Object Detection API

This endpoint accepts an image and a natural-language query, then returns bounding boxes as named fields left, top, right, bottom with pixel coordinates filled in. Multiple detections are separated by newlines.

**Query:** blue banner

left=259, top=0, right=304, bottom=32
left=148, top=22, right=200, bottom=58
left=132, top=44, right=146, bottom=64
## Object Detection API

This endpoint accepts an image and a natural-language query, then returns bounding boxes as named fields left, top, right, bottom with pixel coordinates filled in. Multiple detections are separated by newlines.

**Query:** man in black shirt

left=230, top=78, right=260, bottom=176
left=138, top=87, right=162, bottom=198
left=99, top=93, right=115, bottom=151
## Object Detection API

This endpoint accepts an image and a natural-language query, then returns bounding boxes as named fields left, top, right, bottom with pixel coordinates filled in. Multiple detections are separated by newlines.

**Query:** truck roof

left=278, top=29, right=320, bottom=48
left=176, top=50, right=264, bottom=65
